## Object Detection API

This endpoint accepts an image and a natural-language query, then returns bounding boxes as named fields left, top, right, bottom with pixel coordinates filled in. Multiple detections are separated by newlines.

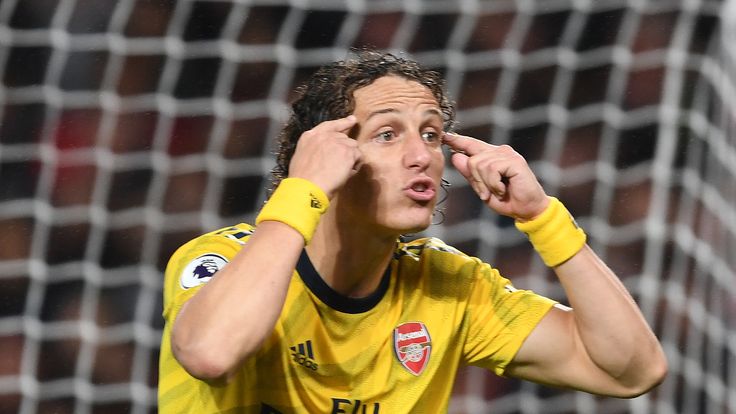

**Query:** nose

left=402, top=132, right=432, bottom=170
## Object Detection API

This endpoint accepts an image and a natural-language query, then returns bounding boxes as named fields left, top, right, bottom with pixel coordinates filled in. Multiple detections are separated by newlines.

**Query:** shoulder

left=164, top=223, right=253, bottom=291
left=395, top=237, right=487, bottom=282
left=396, top=237, right=466, bottom=258
left=173, top=223, right=254, bottom=258
left=200, top=223, right=256, bottom=245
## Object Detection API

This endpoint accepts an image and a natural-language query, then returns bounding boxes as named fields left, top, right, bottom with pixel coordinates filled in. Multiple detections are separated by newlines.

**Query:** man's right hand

left=288, top=115, right=362, bottom=199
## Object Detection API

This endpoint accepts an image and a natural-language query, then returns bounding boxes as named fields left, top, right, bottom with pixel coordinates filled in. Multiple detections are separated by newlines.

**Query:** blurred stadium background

left=0, top=0, right=734, bottom=413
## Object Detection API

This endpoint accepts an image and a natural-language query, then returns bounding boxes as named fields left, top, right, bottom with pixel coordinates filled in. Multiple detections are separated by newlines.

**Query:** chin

left=372, top=200, right=436, bottom=236
left=387, top=216, right=433, bottom=235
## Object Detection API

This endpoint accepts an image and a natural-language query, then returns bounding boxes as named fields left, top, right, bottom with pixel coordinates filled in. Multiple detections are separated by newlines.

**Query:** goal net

left=0, top=0, right=733, bottom=413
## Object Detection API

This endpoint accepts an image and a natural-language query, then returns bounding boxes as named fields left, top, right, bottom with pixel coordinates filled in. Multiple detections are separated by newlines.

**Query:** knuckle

left=467, top=155, right=480, bottom=168
left=500, top=144, right=521, bottom=158
left=302, top=129, right=317, bottom=140
left=474, top=158, right=493, bottom=172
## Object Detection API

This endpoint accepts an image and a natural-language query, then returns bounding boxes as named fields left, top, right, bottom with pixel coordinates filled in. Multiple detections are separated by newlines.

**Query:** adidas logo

left=290, top=340, right=318, bottom=371
left=310, top=194, right=323, bottom=209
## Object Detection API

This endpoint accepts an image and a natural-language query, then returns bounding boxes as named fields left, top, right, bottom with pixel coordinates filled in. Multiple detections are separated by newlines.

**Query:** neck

left=305, top=204, right=398, bottom=298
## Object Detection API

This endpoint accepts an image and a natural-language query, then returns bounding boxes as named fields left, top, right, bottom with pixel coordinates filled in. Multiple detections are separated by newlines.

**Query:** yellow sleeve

left=159, top=224, right=254, bottom=413
left=162, top=224, right=253, bottom=323
left=462, top=261, right=556, bottom=376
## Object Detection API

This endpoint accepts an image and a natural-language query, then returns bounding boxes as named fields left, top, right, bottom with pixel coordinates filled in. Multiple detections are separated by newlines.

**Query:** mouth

left=403, top=177, right=437, bottom=202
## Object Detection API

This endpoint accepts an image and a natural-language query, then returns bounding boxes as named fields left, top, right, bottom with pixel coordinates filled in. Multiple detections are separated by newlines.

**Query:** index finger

left=442, top=133, right=493, bottom=156
left=315, top=115, right=358, bottom=134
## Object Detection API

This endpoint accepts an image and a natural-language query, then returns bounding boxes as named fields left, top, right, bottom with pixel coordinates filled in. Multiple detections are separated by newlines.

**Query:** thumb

left=450, top=152, right=471, bottom=179
left=450, top=151, right=491, bottom=201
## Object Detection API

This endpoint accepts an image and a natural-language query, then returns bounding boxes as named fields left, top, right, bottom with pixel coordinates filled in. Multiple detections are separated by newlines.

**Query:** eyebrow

left=365, top=107, right=443, bottom=121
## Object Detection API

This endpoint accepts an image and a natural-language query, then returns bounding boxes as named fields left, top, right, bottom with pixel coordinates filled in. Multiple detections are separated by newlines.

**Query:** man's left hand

left=442, top=133, right=549, bottom=221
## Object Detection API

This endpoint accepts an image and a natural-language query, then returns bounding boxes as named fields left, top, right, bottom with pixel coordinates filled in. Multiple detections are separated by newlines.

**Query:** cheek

left=343, top=164, right=381, bottom=201
left=351, top=163, right=401, bottom=208
left=431, top=150, right=446, bottom=176
left=356, top=149, right=394, bottom=179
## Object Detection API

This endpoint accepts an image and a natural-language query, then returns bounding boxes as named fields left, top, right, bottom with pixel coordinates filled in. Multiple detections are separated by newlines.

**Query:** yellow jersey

left=158, top=223, right=555, bottom=413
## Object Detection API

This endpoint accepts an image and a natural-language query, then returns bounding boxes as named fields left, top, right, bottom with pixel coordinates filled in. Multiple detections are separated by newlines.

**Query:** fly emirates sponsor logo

left=260, top=399, right=381, bottom=413
left=330, top=398, right=380, bottom=413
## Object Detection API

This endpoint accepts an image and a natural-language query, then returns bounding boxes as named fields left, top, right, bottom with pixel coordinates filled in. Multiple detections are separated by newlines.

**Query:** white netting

left=0, top=1, right=733, bottom=413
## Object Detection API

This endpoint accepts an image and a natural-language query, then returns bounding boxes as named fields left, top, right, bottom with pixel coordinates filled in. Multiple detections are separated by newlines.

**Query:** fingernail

left=473, top=185, right=488, bottom=200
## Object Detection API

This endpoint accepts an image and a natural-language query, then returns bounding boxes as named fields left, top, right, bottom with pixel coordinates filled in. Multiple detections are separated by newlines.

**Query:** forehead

left=352, top=76, right=439, bottom=113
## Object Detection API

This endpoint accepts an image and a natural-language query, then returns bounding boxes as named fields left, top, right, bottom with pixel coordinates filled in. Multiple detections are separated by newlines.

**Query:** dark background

left=0, top=1, right=733, bottom=413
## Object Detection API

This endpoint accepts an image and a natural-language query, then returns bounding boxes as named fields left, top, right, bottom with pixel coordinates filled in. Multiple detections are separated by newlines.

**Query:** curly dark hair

left=270, top=49, right=456, bottom=191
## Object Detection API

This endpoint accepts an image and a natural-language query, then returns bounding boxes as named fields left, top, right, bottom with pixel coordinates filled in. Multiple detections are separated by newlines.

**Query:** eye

left=374, top=130, right=396, bottom=142
left=421, top=130, right=440, bottom=143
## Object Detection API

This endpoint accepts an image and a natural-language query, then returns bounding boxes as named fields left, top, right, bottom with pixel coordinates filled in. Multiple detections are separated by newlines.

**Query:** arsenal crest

left=393, top=321, right=431, bottom=376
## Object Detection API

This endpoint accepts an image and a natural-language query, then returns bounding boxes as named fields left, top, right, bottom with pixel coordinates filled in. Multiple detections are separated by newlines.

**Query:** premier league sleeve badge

left=179, top=254, right=229, bottom=289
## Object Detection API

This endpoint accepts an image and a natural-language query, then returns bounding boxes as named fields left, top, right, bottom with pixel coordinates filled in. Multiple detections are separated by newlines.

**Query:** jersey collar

left=296, top=249, right=391, bottom=314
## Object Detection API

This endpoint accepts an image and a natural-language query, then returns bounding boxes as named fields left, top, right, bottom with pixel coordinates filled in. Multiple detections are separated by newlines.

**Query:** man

left=158, top=51, right=667, bottom=413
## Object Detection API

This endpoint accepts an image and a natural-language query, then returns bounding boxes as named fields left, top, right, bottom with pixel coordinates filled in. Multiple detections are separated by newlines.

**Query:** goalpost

left=0, top=1, right=733, bottom=413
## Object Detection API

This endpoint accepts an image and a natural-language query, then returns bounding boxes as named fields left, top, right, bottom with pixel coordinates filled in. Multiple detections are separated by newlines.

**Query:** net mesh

left=0, top=0, right=733, bottom=413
